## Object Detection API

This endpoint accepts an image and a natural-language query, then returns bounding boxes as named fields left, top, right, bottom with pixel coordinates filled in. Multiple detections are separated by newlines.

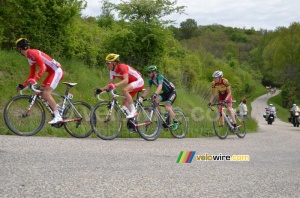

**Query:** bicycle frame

left=21, top=86, right=82, bottom=123
left=210, top=103, right=235, bottom=130
left=4, top=82, right=93, bottom=138
left=97, top=89, right=153, bottom=127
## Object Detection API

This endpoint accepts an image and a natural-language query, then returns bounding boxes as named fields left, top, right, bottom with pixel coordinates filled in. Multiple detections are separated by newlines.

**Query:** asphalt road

left=1, top=92, right=300, bottom=197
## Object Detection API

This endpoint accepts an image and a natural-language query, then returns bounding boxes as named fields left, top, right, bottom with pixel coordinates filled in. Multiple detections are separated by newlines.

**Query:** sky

left=81, top=0, right=300, bottom=30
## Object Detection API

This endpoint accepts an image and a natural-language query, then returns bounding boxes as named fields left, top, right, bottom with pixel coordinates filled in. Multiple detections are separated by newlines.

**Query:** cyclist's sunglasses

left=106, top=62, right=112, bottom=65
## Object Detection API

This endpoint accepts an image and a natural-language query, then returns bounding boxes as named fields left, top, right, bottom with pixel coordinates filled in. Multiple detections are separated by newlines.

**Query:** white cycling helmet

left=269, top=104, right=273, bottom=106
left=212, top=70, right=223, bottom=78
left=293, top=104, right=296, bottom=106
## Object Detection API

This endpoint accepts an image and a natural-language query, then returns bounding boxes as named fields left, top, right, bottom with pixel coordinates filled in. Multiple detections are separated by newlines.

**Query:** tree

left=0, top=0, right=86, bottom=56
left=114, top=0, right=186, bottom=24
left=101, top=0, right=186, bottom=69
left=97, top=0, right=115, bottom=28
left=179, top=18, right=197, bottom=39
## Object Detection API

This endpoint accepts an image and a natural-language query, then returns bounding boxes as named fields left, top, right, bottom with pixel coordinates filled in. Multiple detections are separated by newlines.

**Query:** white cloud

left=82, top=0, right=300, bottom=30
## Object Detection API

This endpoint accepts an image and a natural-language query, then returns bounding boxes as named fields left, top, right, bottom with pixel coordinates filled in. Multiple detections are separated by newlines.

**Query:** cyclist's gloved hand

left=151, top=93, right=157, bottom=100
left=108, top=83, right=116, bottom=90
left=28, top=78, right=37, bottom=85
left=222, top=100, right=228, bottom=104
left=31, top=83, right=40, bottom=91
left=138, top=97, right=144, bottom=103
left=208, top=102, right=212, bottom=107
left=94, top=88, right=102, bottom=95
left=17, top=84, right=25, bottom=90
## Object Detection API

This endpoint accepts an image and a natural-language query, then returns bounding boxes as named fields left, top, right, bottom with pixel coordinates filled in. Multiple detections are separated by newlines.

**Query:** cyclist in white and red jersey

left=16, top=38, right=64, bottom=124
left=94, top=53, right=144, bottom=118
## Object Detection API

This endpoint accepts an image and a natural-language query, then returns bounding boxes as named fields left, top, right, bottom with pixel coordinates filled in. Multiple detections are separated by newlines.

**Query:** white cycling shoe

left=48, top=116, right=63, bottom=124
left=126, top=112, right=138, bottom=119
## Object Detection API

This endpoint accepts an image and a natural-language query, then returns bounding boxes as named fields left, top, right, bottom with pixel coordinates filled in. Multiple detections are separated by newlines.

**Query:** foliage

left=179, top=18, right=198, bottom=39
left=113, top=0, right=186, bottom=24
left=0, top=0, right=86, bottom=57
left=249, top=22, right=300, bottom=104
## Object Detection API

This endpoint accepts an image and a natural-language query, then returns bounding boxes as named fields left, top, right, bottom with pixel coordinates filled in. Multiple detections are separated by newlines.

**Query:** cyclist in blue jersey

left=139, top=65, right=179, bottom=130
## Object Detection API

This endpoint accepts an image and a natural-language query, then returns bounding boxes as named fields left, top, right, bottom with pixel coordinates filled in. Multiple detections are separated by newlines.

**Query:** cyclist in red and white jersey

left=94, top=53, right=144, bottom=118
left=16, top=38, right=64, bottom=124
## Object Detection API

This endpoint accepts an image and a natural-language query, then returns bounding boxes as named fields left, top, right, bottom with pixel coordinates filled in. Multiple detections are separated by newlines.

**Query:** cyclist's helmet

left=293, top=104, right=296, bottom=106
left=146, top=65, right=157, bottom=72
left=16, top=38, right=30, bottom=50
left=212, top=70, right=223, bottom=78
left=269, top=104, right=273, bottom=106
left=105, top=53, right=120, bottom=62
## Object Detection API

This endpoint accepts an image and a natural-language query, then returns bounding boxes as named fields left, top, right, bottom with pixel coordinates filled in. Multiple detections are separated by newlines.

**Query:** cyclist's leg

left=162, top=91, right=178, bottom=130
left=226, top=97, right=237, bottom=126
left=125, top=79, right=144, bottom=117
left=41, top=69, right=63, bottom=111
left=42, top=69, right=63, bottom=123
left=217, top=97, right=225, bottom=126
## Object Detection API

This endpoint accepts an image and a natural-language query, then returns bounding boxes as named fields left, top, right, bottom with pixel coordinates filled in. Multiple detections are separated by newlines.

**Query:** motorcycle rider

left=290, top=104, right=299, bottom=117
left=265, top=104, right=276, bottom=120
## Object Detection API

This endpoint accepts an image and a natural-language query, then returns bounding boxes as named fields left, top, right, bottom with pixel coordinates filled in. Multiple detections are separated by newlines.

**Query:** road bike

left=90, top=89, right=161, bottom=141
left=209, top=101, right=246, bottom=139
left=3, top=82, right=93, bottom=138
left=142, top=99, right=188, bottom=138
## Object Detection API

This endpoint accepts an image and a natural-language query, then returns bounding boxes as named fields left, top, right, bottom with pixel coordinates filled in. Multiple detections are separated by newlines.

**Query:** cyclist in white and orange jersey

left=16, top=38, right=64, bottom=124
left=94, top=53, right=144, bottom=118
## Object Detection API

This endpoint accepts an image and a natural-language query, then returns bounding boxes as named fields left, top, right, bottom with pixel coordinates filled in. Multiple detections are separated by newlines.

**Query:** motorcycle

left=263, top=108, right=275, bottom=125
left=288, top=110, right=300, bottom=127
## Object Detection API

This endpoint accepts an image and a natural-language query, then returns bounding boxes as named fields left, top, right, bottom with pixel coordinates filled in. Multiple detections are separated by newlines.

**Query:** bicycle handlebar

left=208, top=102, right=227, bottom=111
left=19, top=84, right=42, bottom=95
left=96, top=89, right=125, bottom=101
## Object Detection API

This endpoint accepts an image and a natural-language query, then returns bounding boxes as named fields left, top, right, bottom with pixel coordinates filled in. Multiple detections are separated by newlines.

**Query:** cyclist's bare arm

left=154, top=84, right=163, bottom=95
left=141, top=87, right=151, bottom=98
left=100, top=79, right=114, bottom=90
left=209, top=87, right=216, bottom=103
left=224, top=86, right=232, bottom=101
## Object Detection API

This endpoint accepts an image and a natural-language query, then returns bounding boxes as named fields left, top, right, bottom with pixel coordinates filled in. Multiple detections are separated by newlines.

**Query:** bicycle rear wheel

left=3, top=95, right=45, bottom=136
left=213, top=113, right=228, bottom=139
left=169, top=110, right=188, bottom=138
left=235, top=115, right=246, bottom=138
left=63, top=101, right=93, bottom=138
left=136, top=106, right=161, bottom=141
left=90, top=101, right=122, bottom=140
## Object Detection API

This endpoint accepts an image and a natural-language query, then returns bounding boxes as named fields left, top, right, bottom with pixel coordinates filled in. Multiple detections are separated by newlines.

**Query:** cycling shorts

left=129, top=78, right=144, bottom=97
left=41, top=68, right=64, bottom=89
left=159, top=90, right=177, bottom=105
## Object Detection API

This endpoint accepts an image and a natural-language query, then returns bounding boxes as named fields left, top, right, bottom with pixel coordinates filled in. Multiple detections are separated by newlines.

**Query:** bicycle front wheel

left=63, top=101, right=93, bottom=138
left=90, top=101, right=122, bottom=140
left=136, top=106, right=161, bottom=141
left=213, top=113, right=228, bottom=139
left=235, top=115, right=246, bottom=138
left=3, top=95, right=45, bottom=136
left=169, top=110, right=188, bottom=138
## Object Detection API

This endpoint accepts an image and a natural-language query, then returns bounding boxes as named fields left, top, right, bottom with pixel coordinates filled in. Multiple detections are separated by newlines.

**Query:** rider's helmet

left=15, top=38, right=30, bottom=50
left=212, top=70, right=223, bottom=78
left=146, top=65, right=157, bottom=73
left=293, top=104, right=296, bottom=106
left=269, top=104, right=273, bottom=106
left=105, top=53, right=120, bottom=62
